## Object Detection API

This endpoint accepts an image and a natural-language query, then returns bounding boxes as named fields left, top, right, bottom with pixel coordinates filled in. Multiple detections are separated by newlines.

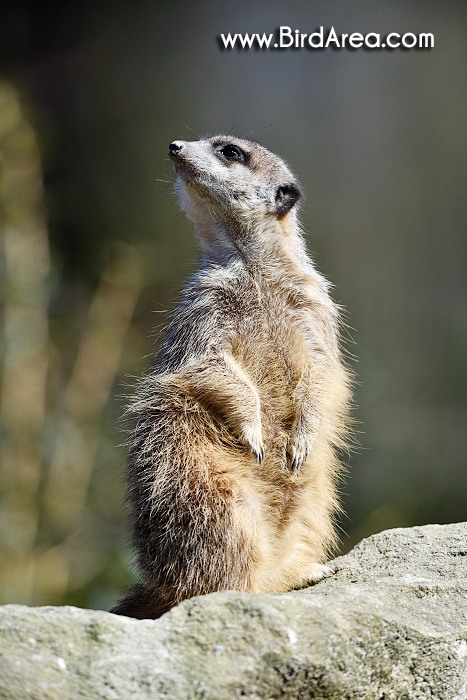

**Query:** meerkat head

left=168, top=136, right=301, bottom=247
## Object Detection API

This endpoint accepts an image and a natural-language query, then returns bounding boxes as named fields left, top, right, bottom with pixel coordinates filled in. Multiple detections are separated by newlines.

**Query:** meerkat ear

left=275, top=183, right=301, bottom=216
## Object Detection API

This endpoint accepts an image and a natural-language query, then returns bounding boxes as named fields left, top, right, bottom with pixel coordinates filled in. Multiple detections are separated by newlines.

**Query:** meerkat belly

left=233, top=306, right=311, bottom=438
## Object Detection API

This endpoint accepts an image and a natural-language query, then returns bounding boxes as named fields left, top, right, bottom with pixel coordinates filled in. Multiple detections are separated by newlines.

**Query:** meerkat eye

left=216, top=144, right=246, bottom=164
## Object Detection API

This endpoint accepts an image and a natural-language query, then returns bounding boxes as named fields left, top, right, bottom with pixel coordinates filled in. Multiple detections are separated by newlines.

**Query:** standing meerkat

left=111, top=135, right=352, bottom=619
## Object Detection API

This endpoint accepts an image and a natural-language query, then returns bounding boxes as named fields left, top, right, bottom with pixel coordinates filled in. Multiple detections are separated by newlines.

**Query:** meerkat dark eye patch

left=275, top=184, right=301, bottom=216
left=216, top=144, right=247, bottom=164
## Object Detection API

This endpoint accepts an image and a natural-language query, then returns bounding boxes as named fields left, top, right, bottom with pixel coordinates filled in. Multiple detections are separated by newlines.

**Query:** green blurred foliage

left=0, top=0, right=466, bottom=610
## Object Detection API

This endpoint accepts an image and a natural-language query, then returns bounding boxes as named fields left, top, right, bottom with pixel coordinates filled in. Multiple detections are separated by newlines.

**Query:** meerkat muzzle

left=168, top=141, right=185, bottom=157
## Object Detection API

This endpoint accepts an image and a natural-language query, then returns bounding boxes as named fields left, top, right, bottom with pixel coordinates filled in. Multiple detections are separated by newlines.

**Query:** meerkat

left=111, top=135, right=352, bottom=619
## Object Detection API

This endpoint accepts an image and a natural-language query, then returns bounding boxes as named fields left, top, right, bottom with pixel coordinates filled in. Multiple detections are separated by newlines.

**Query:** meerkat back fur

left=111, top=135, right=352, bottom=619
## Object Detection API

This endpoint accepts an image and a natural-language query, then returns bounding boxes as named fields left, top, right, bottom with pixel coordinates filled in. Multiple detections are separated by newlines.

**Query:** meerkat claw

left=240, top=424, right=264, bottom=463
left=307, top=563, right=336, bottom=584
left=290, top=453, right=301, bottom=472
left=289, top=445, right=307, bottom=472
left=251, top=444, right=265, bottom=463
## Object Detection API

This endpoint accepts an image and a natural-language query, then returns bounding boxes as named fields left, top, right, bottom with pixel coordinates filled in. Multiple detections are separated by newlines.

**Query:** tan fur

left=111, top=136, right=352, bottom=619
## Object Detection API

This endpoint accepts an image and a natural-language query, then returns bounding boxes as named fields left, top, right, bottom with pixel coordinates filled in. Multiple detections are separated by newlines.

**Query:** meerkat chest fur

left=194, top=263, right=335, bottom=432
left=111, top=135, right=351, bottom=619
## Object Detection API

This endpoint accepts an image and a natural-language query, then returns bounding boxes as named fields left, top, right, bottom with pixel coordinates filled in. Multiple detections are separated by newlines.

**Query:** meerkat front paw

left=306, top=563, right=336, bottom=584
left=239, top=422, right=265, bottom=463
left=288, top=429, right=315, bottom=471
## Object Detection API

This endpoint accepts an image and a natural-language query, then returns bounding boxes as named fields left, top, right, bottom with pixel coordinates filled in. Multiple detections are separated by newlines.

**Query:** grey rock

left=0, top=523, right=466, bottom=699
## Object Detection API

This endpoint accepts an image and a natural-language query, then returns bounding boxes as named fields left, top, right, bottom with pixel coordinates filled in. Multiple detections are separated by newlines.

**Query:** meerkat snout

left=168, top=140, right=185, bottom=156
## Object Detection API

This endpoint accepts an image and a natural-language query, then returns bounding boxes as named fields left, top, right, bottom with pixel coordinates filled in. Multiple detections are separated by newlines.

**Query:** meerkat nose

left=168, top=141, right=185, bottom=157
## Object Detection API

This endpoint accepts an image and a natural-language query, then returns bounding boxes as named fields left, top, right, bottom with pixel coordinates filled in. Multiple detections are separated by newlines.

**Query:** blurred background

left=0, top=0, right=465, bottom=611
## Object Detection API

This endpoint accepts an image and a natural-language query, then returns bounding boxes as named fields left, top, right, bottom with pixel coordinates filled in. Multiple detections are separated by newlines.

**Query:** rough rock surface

left=0, top=523, right=466, bottom=699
